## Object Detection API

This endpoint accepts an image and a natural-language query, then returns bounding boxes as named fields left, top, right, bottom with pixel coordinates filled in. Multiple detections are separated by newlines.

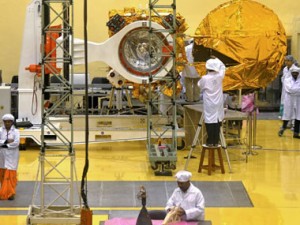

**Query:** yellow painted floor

left=1, top=119, right=300, bottom=225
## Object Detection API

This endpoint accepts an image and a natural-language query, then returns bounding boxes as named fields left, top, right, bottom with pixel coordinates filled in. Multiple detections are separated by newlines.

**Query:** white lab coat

left=289, top=75, right=300, bottom=120
left=198, top=58, right=225, bottom=123
left=165, top=183, right=205, bottom=221
left=0, top=125, right=20, bottom=170
left=181, top=43, right=199, bottom=78
left=280, top=66, right=291, bottom=104
left=182, top=42, right=201, bottom=102
left=282, top=75, right=298, bottom=120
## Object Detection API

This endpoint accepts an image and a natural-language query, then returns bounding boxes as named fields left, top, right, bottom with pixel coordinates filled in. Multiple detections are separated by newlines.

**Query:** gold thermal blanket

left=194, top=0, right=287, bottom=90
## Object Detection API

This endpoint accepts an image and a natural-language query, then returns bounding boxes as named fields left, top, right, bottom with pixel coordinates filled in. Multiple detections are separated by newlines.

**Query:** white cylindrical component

left=116, top=89, right=123, bottom=111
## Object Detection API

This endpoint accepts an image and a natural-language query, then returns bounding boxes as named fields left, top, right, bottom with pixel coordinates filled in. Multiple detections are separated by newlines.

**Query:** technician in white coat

left=279, top=55, right=297, bottom=118
left=278, top=64, right=299, bottom=137
left=198, top=57, right=225, bottom=146
left=287, top=66, right=300, bottom=138
left=0, top=114, right=20, bottom=200
left=280, top=56, right=296, bottom=105
left=165, top=170, right=205, bottom=221
left=181, top=40, right=201, bottom=102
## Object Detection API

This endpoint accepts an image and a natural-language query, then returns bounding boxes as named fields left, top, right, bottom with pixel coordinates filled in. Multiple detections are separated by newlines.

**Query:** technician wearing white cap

left=165, top=170, right=205, bottom=221
left=278, top=55, right=298, bottom=135
left=279, top=55, right=297, bottom=119
left=198, top=56, right=225, bottom=146
left=0, top=113, right=20, bottom=200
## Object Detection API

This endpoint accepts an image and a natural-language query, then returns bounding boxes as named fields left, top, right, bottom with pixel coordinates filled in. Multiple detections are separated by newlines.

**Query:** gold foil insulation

left=194, top=0, right=287, bottom=91
left=108, top=8, right=188, bottom=72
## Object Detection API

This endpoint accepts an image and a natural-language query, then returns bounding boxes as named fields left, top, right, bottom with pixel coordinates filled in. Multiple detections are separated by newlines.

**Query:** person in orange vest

left=0, top=114, right=20, bottom=200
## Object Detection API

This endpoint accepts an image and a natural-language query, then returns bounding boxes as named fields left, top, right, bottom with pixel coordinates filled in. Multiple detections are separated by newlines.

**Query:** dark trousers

left=281, top=120, right=289, bottom=129
left=295, top=119, right=300, bottom=134
left=205, top=122, right=221, bottom=145
left=282, top=119, right=300, bottom=134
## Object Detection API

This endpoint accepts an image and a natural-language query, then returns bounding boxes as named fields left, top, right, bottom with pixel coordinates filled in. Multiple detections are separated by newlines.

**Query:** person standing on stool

left=0, top=114, right=20, bottom=200
left=198, top=56, right=225, bottom=146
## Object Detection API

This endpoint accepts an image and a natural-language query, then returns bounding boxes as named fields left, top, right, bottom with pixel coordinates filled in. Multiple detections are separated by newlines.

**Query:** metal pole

left=219, top=125, right=232, bottom=173
left=184, top=114, right=203, bottom=170
left=28, top=1, right=80, bottom=223
left=251, top=107, right=262, bottom=150
left=246, top=112, right=252, bottom=162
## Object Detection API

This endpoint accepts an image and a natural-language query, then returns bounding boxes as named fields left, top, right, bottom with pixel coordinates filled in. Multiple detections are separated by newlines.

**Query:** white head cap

left=2, top=114, right=14, bottom=121
left=290, top=66, right=300, bottom=73
left=175, top=170, right=192, bottom=182
left=206, top=58, right=220, bottom=72
left=285, top=55, right=295, bottom=62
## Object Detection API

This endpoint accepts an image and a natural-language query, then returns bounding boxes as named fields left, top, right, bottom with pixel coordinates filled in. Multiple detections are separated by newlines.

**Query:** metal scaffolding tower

left=27, top=0, right=81, bottom=224
left=147, top=0, right=178, bottom=176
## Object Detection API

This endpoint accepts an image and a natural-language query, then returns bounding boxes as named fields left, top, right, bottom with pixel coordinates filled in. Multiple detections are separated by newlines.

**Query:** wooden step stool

left=198, top=144, right=225, bottom=175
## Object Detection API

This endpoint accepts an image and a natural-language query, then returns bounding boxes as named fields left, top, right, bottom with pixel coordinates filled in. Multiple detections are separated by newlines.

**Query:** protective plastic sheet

left=194, top=0, right=287, bottom=91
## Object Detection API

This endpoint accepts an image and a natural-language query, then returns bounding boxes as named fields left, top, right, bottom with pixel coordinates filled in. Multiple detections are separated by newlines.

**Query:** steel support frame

left=27, top=0, right=80, bottom=224
left=147, top=0, right=178, bottom=175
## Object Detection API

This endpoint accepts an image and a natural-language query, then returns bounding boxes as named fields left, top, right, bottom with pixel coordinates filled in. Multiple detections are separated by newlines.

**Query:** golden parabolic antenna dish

left=193, top=0, right=287, bottom=91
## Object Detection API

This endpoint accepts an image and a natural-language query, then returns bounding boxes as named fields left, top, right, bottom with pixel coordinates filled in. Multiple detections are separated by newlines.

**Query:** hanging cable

left=31, top=75, right=39, bottom=116
left=81, top=0, right=89, bottom=209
